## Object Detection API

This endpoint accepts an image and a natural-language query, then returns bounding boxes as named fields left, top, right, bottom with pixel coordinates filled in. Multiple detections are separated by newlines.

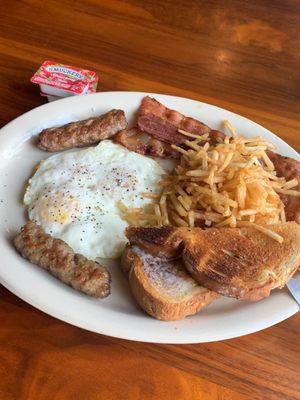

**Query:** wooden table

left=0, top=1, right=299, bottom=399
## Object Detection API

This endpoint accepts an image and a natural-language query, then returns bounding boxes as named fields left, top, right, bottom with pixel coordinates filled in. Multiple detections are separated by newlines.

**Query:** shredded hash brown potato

left=120, top=121, right=299, bottom=242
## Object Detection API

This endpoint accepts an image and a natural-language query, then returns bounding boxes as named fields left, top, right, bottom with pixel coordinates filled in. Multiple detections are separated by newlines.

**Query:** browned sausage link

left=14, top=222, right=111, bottom=298
left=38, top=109, right=127, bottom=151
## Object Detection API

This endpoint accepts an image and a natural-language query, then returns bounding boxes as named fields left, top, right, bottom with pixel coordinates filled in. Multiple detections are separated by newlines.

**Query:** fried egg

left=24, top=140, right=165, bottom=259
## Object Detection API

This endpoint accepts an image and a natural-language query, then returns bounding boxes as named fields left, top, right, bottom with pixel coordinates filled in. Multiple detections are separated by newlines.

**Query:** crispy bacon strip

left=14, top=222, right=111, bottom=298
left=38, top=109, right=127, bottom=151
left=267, top=151, right=300, bottom=224
left=114, top=127, right=179, bottom=158
left=137, top=97, right=225, bottom=145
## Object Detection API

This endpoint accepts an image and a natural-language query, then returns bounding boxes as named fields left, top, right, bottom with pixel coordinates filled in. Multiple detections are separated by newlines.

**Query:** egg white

left=24, top=140, right=165, bottom=259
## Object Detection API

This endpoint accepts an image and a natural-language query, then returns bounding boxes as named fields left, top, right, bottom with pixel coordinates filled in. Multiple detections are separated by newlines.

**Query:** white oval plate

left=0, top=92, right=299, bottom=344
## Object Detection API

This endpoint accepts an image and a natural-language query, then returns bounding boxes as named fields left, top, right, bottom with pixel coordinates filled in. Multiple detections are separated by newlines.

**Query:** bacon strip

left=38, top=109, right=127, bottom=151
left=267, top=151, right=300, bottom=224
left=137, top=97, right=225, bottom=145
left=114, top=127, right=179, bottom=158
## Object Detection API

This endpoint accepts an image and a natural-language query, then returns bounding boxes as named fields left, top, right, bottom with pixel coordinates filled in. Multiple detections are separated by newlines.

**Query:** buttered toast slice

left=121, top=245, right=218, bottom=321
left=126, top=222, right=300, bottom=301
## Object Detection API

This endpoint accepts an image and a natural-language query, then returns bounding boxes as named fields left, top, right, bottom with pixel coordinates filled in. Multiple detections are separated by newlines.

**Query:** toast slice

left=182, top=223, right=300, bottom=300
left=125, top=226, right=186, bottom=259
left=121, top=244, right=218, bottom=321
left=126, top=222, right=300, bottom=301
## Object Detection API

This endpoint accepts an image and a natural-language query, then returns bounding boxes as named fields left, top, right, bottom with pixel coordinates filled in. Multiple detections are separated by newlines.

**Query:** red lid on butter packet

left=31, top=60, right=98, bottom=96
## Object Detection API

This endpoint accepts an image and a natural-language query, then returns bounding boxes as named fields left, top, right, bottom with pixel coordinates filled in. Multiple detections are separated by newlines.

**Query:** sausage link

left=14, top=222, right=111, bottom=298
left=38, top=109, right=127, bottom=151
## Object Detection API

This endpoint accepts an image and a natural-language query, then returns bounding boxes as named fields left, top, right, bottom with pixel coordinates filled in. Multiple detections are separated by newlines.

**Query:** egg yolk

left=33, top=193, right=80, bottom=226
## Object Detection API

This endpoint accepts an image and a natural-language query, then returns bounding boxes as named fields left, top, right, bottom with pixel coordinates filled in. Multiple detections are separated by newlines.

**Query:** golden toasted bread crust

left=121, top=245, right=218, bottom=320
left=126, top=223, right=300, bottom=301
left=125, top=226, right=185, bottom=258
left=121, top=244, right=134, bottom=274
left=182, top=223, right=300, bottom=300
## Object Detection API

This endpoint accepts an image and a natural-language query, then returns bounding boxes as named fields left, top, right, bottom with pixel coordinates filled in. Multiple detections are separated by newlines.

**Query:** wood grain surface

left=0, top=1, right=299, bottom=399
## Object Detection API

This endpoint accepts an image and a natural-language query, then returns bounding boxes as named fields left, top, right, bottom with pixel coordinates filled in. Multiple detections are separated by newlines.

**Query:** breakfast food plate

left=0, top=91, right=299, bottom=343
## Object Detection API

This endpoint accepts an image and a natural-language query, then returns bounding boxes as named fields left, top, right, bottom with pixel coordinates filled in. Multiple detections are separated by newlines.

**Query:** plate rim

left=0, top=90, right=299, bottom=344
left=1, top=274, right=298, bottom=344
